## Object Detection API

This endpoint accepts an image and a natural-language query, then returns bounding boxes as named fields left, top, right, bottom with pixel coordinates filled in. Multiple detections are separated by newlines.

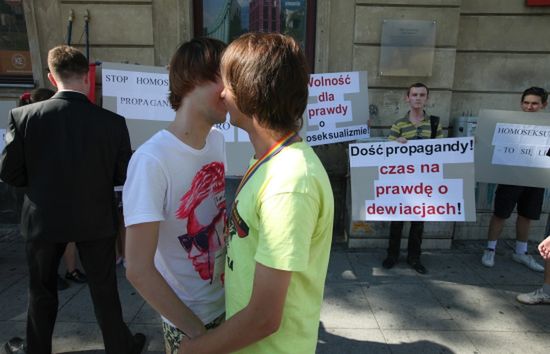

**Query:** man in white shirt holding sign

left=482, top=87, right=548, bottom=273
left=123, top=38, right=228, bottom=354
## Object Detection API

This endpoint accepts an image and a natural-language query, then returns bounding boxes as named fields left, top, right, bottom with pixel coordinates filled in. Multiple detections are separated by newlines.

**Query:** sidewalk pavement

left=0, top=228, right=549, bottom=353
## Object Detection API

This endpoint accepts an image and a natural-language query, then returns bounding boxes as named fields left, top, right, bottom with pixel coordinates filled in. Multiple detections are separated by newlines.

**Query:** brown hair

left=168, top=37, right=227, bottom=111
left=47, top=45, right=89, bottom=81
left=406, top=82, right=430, bottom=96
left=522, top=87, right=548, bottom=104
left=18, top=88, right=55, bottom=107
left=221, top=32, right=309, bottom=133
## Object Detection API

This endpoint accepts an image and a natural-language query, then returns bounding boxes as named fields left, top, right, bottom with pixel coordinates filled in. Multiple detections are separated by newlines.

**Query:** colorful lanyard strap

left=234, top=131, right=299, bottom=198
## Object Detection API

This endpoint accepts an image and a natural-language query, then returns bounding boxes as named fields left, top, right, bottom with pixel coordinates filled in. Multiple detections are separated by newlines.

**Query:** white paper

left=214, top=113, right=250, bottom=143
left=490, top=123, right=550, bottom=168
left=215, top=114, right=236, bottom=142
left=305, top=71, right=369, bottom=145
left=364, top=169, right=466, bottom=221
left=349, top=137, right=475, bottom=168
left=306, top=101, right=353, bottom=128
left=0, top=129, right=6, bottom=152
left=491, top=144, right=550, bottom=168
left=308, top=72, right=360, bottom=97
left=349, top=137, right=474, bottom=221
left=308, top=125, right=370, bottom=146
left=492, top=123, right=550, bottom=146
left=102, top=69, right=169, bottom=97
left=115, top=94, right=173, bottom=121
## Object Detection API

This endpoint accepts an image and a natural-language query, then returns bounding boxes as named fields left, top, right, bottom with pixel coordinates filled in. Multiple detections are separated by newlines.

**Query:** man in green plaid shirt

left=383, top=82, right=443, bottom=274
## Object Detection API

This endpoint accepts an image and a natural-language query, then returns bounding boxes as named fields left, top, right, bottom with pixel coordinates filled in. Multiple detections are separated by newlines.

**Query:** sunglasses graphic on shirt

left=177, top=226, right=211, bottom=253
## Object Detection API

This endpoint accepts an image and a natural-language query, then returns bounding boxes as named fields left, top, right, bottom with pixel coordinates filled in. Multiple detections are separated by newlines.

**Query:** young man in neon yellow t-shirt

left=179, top=33, right=334, bottom=354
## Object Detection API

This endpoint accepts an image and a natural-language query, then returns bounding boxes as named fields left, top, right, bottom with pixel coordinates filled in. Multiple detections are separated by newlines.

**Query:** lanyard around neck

left=234, top=131, right=299, bottom=198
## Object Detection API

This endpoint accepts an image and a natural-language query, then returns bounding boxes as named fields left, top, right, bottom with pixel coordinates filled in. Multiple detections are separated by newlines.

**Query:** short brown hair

left=407, top=82, right=429, bottom=96
left=168, top=37, right=227, bottom=111
left=221, top=32, right=309, bottom=133
left=522, top=87, right=548, bottom=104
left=47, top=45, right=89, bottom=81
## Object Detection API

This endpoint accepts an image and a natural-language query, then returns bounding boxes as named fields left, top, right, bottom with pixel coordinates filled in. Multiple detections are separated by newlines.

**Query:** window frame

left=0, top=0, right=43, bottom=88
left=192, top=0, right=317, bottom=72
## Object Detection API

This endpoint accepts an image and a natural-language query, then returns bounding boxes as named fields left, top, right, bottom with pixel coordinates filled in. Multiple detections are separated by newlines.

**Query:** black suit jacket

left=0, top=91, right=132, bottom=242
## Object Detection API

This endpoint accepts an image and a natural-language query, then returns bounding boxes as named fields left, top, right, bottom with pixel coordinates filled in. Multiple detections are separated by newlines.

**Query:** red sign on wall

left=526, top=0, right=550, bottom=6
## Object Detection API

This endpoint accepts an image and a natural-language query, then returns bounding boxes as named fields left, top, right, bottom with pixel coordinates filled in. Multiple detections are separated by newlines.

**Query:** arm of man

left=178, top=262, right=291, bottom=354
left=0, top=111, right=27, bottom=186
left=125, top=222, right=207, bottom=337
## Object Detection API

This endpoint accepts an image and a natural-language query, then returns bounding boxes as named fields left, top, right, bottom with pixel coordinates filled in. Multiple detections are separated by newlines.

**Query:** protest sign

left=306, top=71, right=369, bottom=146
left=0, top=100, right=16, bottom=147
left=349, top=137, right=476, bottom=222
left=101, top=64, right=371, bottom=175
left=101, top=62, right=252, bottom=175
left=491, top=123, right=550, bottom=168
left=102, top=62, right=172, bottom=151
left=475, top=109, right=550, bottom=188
left=102, top=63, right=171, bottom=122
left=0, top=129, right=5, bottom=153
left=214, top=114, right=254, bottom=176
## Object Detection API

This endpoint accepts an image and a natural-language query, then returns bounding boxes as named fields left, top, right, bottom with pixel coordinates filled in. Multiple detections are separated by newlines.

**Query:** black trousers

left=25, top=236, right=135, bottom=354
left=387, top=221, right=424, bottom=261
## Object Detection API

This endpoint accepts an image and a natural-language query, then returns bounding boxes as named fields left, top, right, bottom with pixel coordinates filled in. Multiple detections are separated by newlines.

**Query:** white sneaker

left=516, top=288, right=550, bottom=305
left=512, top=253, right=544, bottom=272
left=481, top=249, right=495, bottom=267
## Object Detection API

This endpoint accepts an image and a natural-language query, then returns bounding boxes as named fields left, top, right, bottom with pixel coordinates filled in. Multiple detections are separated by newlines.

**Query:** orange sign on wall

left=0, top=50, right=33, bottom=75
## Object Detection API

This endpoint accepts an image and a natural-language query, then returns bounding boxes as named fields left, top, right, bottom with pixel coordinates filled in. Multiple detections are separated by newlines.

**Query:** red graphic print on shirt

left=176, top=162, right=226, bottom=283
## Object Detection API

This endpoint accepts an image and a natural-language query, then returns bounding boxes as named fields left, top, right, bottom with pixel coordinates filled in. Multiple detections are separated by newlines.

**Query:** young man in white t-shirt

left=123, top=38, right=227, bottom=354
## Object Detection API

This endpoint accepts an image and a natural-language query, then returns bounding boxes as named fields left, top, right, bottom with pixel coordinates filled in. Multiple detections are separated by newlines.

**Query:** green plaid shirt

left=388, top=112, right=443, bottom=140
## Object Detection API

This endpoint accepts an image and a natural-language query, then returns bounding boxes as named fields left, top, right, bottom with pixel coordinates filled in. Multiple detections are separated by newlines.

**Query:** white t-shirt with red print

left=123, top=128, right=226, bottom=326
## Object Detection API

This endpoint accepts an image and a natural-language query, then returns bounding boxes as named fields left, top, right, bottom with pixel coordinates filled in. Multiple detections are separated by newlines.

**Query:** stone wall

left=316, top=0, right=550, bottom=246
left=1, top=0, right=549, bottom=246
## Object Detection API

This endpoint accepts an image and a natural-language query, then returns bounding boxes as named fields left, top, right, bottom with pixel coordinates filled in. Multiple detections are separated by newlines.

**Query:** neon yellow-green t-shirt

left=225, top=141, right=334, bottom=354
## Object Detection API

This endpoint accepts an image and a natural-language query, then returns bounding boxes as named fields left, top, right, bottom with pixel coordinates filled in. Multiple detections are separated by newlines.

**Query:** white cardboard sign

left=491, top=123, right=550, bottom=168
left=305, top=71, right=370, bottom=146
left=349, top=137, right=476, bottom=221
left=0, top=129, right=6, bottom=153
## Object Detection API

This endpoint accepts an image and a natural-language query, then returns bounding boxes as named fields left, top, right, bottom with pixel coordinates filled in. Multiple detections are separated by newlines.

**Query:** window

left=0, top=0, right=34, bottom=87
left=193, top=0, right=316, bottom=71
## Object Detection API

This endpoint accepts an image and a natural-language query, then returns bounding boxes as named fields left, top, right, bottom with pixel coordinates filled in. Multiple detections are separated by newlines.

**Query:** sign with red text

left=306, top=71, right=369, bottom=146
left=475, top=109, right=550, bottom=188
left=349, top=137, right=476, bottom=222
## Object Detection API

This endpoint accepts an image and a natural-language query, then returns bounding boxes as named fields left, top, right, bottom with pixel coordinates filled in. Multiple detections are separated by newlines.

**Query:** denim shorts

left=162, top=313, right=225, bottom=354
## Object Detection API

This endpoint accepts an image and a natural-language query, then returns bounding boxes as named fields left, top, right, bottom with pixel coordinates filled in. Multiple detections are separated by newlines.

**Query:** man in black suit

left=0, top=45, right=145, bottom=354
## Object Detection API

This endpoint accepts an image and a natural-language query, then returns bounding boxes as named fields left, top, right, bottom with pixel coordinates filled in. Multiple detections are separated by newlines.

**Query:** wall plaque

left=379, top=19, right=436, bottom=77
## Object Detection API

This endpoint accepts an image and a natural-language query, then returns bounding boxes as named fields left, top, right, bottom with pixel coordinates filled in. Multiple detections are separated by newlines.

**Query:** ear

left=543, top=102, right=548, bottom=109
left=47, top=72, right=58, bottom=88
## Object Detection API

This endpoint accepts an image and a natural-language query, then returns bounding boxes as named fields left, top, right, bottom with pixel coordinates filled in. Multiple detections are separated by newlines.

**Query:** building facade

left=1, top=0, right=550, bottom=246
